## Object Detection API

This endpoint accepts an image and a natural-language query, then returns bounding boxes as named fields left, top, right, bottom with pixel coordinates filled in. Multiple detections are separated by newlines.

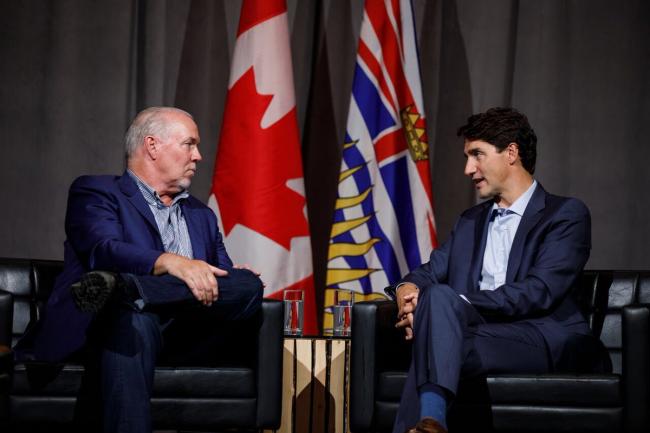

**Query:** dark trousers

left=78, top=268, right=263, bottom=433
left=392, top=284, right=550, bottom=433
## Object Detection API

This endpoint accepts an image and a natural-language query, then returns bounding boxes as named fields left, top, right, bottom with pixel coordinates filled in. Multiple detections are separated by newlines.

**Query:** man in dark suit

left=15, top=107, right=263, bottom=433
left=392, top=108, right=607, bottom=433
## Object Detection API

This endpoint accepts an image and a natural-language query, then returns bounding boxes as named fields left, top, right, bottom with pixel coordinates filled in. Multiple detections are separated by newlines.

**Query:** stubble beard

left=177, top=178, right=192, bottom=191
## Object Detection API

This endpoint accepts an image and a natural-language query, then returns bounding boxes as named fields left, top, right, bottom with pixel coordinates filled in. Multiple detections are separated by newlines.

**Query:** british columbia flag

left=325, top=0, right=437, bottom=326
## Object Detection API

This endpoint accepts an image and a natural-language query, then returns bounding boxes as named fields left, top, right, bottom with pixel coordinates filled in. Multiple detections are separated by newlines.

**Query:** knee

left=419, top=284, right=461, bottom=309
left=413, top=285, right=467, bottom=327
left=231, top=268, right=263, bottom=302
left=221, top=268, right=263, bottom=318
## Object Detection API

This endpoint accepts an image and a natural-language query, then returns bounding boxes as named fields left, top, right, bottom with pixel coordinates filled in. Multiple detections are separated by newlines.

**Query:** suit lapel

left=468, top=203, right=492, bottom=293
left=506, top=184, right=546, bottom=282
left=117, top=172, right=161, bottom=237
left=181, top=202, right=207, bottom=261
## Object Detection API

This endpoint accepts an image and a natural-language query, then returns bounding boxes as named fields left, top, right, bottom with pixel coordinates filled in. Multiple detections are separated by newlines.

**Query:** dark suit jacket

left=401, top=184, right=592, bottom=367
left=15, top=172, right=232, bottom=362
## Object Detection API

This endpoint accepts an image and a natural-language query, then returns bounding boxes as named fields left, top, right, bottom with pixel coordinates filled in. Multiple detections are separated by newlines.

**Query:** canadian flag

left=209, top=0, right=317, bottom=335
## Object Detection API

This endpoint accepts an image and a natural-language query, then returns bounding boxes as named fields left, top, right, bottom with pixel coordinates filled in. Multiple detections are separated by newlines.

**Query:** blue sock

left=419, top=383, right=447, bottom=428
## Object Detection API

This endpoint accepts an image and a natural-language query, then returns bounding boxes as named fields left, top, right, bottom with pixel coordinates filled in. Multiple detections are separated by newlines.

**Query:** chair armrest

left=623, top=304, right=650, bottom=433
left=0, top=345, right=11, bottom=375
left=351, top=300, right=397, bottom=432
left=0, top=344, right=11, bottom=422
left=255, top=299, right=283, bottom=428
left=351, top=301, right=379, bottom=432
left=0, top=289, right=13, bottom=347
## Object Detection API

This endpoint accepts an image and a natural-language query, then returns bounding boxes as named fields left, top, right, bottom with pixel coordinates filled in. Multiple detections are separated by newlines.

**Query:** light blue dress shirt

left=397, top=180, right=538, bottom=304
left=127, top=170, right=194, bottom=259
left=478, top=180, right=537, bottom=291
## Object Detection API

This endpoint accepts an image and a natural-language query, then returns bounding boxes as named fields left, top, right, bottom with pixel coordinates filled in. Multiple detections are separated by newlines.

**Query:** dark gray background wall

left=1, top=0, right=648, bottom=284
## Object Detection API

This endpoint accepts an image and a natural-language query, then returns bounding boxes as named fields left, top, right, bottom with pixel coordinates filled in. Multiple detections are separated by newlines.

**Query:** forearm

left=153, top=252, right=190, bottom=276
left=81, top=238, right=162, bottom=275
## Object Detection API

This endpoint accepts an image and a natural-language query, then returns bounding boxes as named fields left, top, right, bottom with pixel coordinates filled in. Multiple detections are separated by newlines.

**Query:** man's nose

left=192, top=147, right=202, bottom=162
left=464, top=159, right=475, bottom=177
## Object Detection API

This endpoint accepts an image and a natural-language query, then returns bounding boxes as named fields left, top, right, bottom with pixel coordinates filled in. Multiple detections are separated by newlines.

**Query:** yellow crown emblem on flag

left=400, top=105, right=428, bottom=161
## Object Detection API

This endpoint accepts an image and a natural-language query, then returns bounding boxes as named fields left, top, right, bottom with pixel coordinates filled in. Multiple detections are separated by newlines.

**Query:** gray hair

left=124, top=106, right=194, bottom=159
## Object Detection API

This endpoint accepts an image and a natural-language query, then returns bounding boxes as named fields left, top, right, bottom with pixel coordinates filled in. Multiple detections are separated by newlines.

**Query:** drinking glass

left=283, top=290, right=304, bottom=336
left=332, top=289, right=354, bottom=337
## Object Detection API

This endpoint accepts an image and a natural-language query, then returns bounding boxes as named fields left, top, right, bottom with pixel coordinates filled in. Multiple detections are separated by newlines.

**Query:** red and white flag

left=209, top=0, right=317, bottom=334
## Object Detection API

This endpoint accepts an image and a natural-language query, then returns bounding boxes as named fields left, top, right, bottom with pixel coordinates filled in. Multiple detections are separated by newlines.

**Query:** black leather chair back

left=577, top=271, right=650, bottom=373
left=0, top=258, right=63, bottom=348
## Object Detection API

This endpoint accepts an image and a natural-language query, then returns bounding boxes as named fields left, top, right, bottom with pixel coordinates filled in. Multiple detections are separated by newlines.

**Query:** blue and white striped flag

left=325, top=0, right=437, bottom=326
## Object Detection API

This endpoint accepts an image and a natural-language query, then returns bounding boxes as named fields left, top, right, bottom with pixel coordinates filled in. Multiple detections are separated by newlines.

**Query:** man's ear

left=506, top=142, right=519, bottom=165
left=144, top=136, right=157, bottom=160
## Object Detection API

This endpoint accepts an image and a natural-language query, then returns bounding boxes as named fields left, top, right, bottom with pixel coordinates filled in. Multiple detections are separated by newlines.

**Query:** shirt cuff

left=396, top=282, right=420, bottom=292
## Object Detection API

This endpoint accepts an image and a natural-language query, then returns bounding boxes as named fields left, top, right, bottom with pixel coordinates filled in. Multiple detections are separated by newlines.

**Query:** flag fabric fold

left=210, top=0, right=317, bottom=335
left=325, top=0, right=438, bottom=328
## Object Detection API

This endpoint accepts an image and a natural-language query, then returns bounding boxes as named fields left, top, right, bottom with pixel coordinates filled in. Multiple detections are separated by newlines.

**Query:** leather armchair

left=350, top=271, right=650, bottom=433
left=0, top=345, right=9, bottom=423
left=0, top=258, right=283, bottom=432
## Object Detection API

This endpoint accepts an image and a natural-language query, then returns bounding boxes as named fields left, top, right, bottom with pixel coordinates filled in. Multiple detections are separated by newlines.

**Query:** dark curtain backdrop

left=2, top=1, right=648, bottom=309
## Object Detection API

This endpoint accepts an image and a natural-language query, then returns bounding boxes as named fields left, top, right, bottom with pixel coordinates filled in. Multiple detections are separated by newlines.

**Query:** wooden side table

left=264, top=337, right=351, bottom=433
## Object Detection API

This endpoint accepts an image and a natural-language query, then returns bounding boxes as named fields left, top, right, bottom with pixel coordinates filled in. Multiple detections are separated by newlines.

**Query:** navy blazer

left=16, top=172, right=232, bottom=362
left=401, top=184, right=592, bottom=367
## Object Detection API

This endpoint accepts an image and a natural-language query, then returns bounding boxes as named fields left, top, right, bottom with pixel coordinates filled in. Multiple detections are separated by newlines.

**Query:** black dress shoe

left=70, top=271, right=124, bottom=313
left=405, top=417, right=448, bottom=433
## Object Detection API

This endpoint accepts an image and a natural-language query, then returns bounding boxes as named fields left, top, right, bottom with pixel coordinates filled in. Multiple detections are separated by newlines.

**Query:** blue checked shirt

left=127, top=170, right=194, bottom=259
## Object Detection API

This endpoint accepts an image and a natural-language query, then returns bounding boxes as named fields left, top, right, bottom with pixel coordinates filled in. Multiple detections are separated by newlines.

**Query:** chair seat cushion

left=377, top=372, right=622, bottom=405
left=12, top=363, right=256, bottom=398
left=153, top=366, right=256, bottom=397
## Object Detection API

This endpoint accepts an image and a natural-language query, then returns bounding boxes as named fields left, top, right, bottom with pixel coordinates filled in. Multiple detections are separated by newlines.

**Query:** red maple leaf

left=212, top=67, right=309, bottom=250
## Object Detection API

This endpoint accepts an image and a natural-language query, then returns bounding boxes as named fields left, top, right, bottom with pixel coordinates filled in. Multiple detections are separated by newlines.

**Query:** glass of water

left=333, top=289, right=354, bottom=337
left=283, top=290, right=304, bottom=336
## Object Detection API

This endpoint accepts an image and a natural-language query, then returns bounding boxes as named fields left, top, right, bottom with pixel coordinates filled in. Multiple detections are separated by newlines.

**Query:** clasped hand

left=154, top=253, right=261, bottom=306
left=395, top=283, right=419, bottom=340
